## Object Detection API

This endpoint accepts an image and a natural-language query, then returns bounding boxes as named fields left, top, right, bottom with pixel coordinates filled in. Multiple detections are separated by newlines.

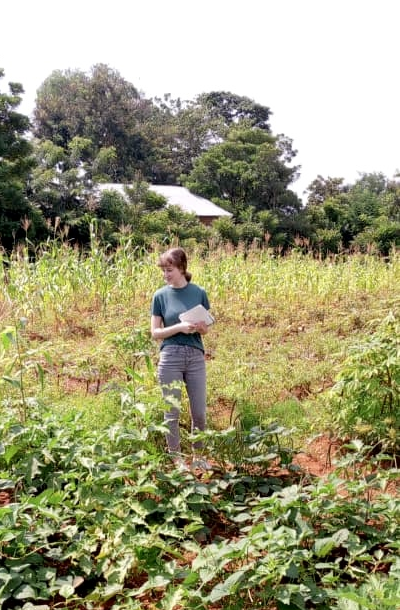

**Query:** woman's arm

left=151, top=315, right=196, bottom=340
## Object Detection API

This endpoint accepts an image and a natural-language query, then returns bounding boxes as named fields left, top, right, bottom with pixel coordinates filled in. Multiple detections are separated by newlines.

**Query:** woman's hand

left=180, top=321, right=208, bottom=335
left=150, top=315, right=208, bottom=340
left=192, top=321, right=208, bottom=335
left=179, top=321, right=197, bottom=334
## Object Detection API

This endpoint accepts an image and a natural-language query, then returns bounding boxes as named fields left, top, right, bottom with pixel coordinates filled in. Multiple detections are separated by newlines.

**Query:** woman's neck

left=170, top=278, right=188, bottom=288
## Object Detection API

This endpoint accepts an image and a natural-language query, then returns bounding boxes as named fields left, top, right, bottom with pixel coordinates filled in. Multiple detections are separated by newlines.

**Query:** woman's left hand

left=193, top=321, right=208, bottom=335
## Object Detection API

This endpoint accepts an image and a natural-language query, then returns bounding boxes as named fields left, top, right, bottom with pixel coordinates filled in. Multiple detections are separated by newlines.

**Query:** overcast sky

left=1, top=0, right=400, bottom=200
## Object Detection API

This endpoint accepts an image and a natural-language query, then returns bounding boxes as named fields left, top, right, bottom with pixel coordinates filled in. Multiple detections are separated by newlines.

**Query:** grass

left=1, top=241, right=399, bottom=448
left=0, top=241, right=399, bottom=610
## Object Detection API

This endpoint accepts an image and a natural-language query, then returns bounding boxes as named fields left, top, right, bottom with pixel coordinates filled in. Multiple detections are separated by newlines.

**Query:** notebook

left=179, top=304, right=215, bottom=326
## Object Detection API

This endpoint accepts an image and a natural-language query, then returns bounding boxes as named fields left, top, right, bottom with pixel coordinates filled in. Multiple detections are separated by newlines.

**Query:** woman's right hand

left=180, top=321, right=196, bottom=334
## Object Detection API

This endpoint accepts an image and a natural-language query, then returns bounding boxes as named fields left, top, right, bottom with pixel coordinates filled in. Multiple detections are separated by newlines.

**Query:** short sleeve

left=151, top=293, right=162, bottom=316
left=202, top=290, right=210, bottom=311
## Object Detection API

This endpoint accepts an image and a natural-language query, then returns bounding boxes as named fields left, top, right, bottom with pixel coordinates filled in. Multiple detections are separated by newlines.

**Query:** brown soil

left=292, top=433, right=340, bottom=476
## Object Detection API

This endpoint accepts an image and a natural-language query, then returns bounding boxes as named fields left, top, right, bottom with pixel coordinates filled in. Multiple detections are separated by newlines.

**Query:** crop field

left=0, top=241, right=399, bottom=609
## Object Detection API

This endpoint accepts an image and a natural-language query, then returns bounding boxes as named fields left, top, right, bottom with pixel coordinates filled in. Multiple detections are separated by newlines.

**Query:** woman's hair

left=158, top=247, right=192, bottom=282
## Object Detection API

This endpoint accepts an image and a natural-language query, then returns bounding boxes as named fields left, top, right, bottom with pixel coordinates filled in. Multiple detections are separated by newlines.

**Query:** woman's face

left=161, top=264, right=185, bottom=287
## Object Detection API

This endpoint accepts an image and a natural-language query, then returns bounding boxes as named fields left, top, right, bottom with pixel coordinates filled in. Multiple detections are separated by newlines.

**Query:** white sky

left=1, top=0, right=400, bottom=201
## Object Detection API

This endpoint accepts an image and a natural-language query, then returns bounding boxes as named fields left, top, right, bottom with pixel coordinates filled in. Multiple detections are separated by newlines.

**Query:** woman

left=150, top=247, right=212, bottom=471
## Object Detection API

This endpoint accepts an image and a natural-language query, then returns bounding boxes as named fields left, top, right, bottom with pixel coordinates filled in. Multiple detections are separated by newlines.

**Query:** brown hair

left=158, top=247, right=192, bottom=282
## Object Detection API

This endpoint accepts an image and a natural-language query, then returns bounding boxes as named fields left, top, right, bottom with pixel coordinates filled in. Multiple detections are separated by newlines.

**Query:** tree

left=305, top=175, right=347, bottom=206
left=183, top=127, right=300, bottom=217
left=140, top=94, right=224, bottom=184
left=304, top=172, right=400, bottom=253
left=28, top=136, right=97, bottom=242
left=33, top=68, right=88, bottom=147
left=141, top=91, right=272, bottom=184
left=0, top=69, right=45, bottom=250
left=33, top=64, right=155, bottom=181
left=94, top=180, right=209, bottom=247
left=196, top=91, right=272, bottom=131
left=349, top=173, right=400, bottom=253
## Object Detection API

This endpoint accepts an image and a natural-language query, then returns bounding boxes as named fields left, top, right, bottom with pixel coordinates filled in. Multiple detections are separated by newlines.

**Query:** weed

left=328, top=311, right=400, bottom=454
left=0, top=243, right=399, bottom=609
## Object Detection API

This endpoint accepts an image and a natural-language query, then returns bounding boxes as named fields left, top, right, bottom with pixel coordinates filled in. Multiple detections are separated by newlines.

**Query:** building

left=96, top=184, right=232, bottom=226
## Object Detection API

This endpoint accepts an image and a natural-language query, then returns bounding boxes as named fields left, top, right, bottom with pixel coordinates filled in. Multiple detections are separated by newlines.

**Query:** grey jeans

left=158, top=345, right=206, bottom=454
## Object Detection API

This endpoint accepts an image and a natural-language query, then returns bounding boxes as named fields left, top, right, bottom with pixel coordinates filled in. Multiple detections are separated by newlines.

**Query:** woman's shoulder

left=187, top=283, right=208, bottom=297
left=188, top=282, right=206, bottom=292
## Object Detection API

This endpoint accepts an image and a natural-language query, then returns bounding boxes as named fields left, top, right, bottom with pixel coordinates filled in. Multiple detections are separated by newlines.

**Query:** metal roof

left=96, top=184, right=231, bottom=218
left=149, top=185, right=232, bottom=217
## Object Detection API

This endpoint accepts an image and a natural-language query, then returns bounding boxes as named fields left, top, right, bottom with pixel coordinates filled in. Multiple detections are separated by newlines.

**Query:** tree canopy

left=303, top=172, right=400, bottom=254
left=0, top=69, right=45, bottom=250
left=184, top=127, right=301, bottom=217
left=0, top=63, right=399, bottom=255
left=196, top=91, right=272, bottom=131
left=33, top=64, right=154, bottom=181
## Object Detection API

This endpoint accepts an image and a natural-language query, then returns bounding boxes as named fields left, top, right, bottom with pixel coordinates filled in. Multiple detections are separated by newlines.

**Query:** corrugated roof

left=96, top=184, right=231, bottom=218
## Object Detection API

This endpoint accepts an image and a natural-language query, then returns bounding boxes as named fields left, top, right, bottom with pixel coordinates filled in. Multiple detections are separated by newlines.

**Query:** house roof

left=96, top=184, right=232, bottom=218
left=149, top=185, right=232, bottom=218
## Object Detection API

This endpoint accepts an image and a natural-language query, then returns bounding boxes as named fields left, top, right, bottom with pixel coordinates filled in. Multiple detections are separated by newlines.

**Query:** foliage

left=0, top=390, right=398, bottom=609
left=196, top=90, right=272, bottom=132
left=95, top=183, right=209, bottom=247
left=328, top=312, right=400, bottom=453
left=142, top=94, right=224, bottom=182
left=0, top=244, right=399, bottom=608
left=184, top=126, right=300, bottom=219
left=32, top=64, right=154, bottom=181
left=2, top=62, right=399, bottom=253
left=305, top=175, right=348, bottom=206
left=1, top=62, right=400, bottom=254
left=145, top=91, right=272, bottom=183
left=0, top=69, right=46, bottom=250
left=304, top=172, right=400, bottom=253
left=2, top=242, right=399, bottom=438
left=28, top=137, right=96, bottom=238
left=0, top=317, right=48, bottom=422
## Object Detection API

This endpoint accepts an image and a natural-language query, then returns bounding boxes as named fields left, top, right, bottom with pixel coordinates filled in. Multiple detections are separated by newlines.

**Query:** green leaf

left=313, top=536, right=336, bottom=557
left=182, top=571, right=199, bottom=586
left=285, top=562, right=299, bottom=579
left=159, top=586, right=185, bottom=610
left=13, top=584, right=37, bottom=599
left=26, top=455, right=44, bottom=480
left=336, top=590, right=374, bottom=609
left=0, top=328, right=16, bottom=349
left=231, top=511, right=252, bottom=522
left=78, top=456, right=95, bottom=470
left=332, top=528, right=350, bottom=544
left=208, top=569, right=246, bottom=603
left=1, top=376, right=21, bottom=389
left=4, top=445, right=20, bottom=465
left=58, top=584, right=75, bottom=599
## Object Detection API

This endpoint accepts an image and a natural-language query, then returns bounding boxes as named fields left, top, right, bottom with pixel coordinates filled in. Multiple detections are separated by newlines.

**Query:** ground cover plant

left=0, top=239, right=399, bottom=609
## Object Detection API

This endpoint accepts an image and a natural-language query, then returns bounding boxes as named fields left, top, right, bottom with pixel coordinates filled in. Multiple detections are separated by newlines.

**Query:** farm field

left=0, top=242, right=399, bottom=609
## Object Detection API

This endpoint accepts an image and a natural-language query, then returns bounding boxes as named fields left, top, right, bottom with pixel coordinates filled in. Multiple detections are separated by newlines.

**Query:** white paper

left=179, top=304, right=215, bottom=325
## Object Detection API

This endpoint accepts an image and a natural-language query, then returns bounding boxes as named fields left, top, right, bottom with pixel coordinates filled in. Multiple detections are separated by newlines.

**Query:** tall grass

left=1, top=241, right=399, bottom=442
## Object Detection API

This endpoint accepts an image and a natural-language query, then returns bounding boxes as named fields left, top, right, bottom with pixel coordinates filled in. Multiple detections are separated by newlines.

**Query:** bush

left=328, top=312, right=399, bottom=454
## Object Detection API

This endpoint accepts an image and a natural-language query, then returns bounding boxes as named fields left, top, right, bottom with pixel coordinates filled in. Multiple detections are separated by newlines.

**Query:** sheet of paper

left=179, top=304, right=215, bottom=325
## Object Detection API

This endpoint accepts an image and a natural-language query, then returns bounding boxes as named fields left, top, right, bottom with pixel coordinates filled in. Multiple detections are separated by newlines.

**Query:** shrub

left=328, top=312, right=399, bottom=454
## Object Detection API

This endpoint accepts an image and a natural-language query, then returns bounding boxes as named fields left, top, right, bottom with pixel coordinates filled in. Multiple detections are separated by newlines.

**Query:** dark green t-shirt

left=151, top=282, right=210, bottom=352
